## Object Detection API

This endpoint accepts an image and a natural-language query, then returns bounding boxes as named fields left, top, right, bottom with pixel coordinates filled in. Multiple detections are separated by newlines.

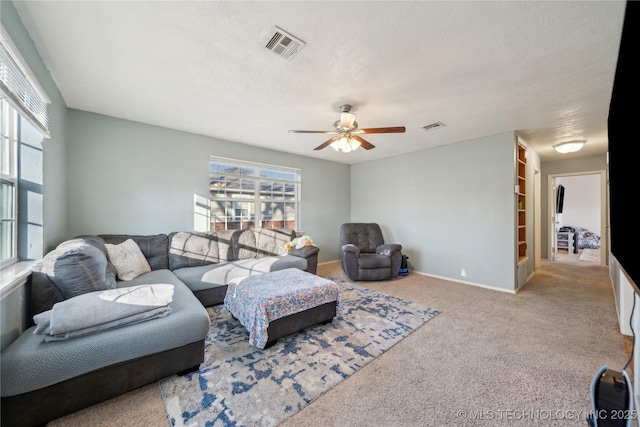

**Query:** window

left=209, top=156, right=301, bottom=231
left=1, top=99, right=17, bottom=266
left=1, top=27, right=49, bottom=269
left=1, top=27, right=50, bottom=137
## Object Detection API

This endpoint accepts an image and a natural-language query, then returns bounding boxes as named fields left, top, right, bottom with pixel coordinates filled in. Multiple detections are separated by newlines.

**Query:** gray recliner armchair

left=340, top=223, right=403, bottom=281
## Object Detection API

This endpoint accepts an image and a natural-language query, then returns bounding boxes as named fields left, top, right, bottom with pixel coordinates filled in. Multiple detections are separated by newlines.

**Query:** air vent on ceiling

left=423, top=122, right=445, bottom=131
left=265, top=26, right=306, bottom=61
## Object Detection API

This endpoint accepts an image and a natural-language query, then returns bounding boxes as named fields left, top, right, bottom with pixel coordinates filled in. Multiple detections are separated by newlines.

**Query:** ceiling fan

left=288, top=104, right=406, bottom=152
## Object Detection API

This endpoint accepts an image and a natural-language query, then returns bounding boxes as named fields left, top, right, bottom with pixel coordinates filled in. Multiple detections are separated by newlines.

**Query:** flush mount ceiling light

left=553, top=140, right=586, bottom=154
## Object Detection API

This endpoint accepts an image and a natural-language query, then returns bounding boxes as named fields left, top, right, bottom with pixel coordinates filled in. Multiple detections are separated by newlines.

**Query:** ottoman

left=224, top=268, right=342, bottom=348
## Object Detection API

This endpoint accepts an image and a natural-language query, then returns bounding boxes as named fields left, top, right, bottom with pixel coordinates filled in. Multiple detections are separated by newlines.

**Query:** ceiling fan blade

left=352, top=135, right=375, bottom=150
left=358, top=126, right=406, bottom=134
left=289, top=130, right=338, bottom=134
left=314, top=137, right=339, bottom=151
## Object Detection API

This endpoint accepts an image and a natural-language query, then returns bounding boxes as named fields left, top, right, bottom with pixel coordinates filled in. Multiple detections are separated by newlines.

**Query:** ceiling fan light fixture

left=553, top=140, right=586, bottom=154
left=289, top=103, right=404, bottom=152
left=340, top=111, right=357, bottom=129
left=331, top=135, right=360, bottom=153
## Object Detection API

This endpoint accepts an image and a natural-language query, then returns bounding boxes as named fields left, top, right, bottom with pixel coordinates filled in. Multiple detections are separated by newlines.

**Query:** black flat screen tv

left=609, top=1, right=639, bottom=292
left=555, top=185, right=565, bottom=214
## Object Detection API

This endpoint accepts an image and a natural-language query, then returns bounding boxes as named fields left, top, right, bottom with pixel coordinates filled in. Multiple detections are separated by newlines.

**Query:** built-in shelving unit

left=517, top=142, right=527, bottom=263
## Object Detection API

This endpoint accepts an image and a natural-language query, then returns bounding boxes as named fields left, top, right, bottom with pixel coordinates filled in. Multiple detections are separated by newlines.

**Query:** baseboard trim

left=318, top=259, right=341, bottom=266
left=411, top=270, right=517, bottom=294
left=323, top=260, right=518, bottom=293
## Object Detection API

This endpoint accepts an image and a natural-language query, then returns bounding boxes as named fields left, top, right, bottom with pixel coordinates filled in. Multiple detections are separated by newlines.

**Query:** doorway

left=548, top=170, right=607, bottom=267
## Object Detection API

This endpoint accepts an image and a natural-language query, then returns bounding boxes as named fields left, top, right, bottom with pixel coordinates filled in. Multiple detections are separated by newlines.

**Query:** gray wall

left=1, top=0, right=547, bottom=343
left=541, top=154, right=608, bottom=259
left=67, top=109, right=350, bottom=263
left=1, top=1, right=69, bottom=349
left=351, top=131, right=518, bottom=291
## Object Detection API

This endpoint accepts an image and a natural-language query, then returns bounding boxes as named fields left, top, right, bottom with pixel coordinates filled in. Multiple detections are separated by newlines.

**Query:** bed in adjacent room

left=575, top=227, right=601, bottom=249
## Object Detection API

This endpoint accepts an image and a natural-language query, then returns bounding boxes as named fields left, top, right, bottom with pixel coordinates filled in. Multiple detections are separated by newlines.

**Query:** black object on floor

left=399, top=255, right=409, bottom=276
left=587, top=365, right=633, bottom=427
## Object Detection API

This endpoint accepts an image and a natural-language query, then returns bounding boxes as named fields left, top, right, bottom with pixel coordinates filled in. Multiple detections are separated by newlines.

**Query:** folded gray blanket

left=33, top=284, right=174, bottom=341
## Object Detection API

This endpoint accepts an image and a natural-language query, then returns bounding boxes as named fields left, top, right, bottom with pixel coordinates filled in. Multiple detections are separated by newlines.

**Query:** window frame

left=1, top=99, right=18, bottom=268
left=209, top=156, right=302, bottom=231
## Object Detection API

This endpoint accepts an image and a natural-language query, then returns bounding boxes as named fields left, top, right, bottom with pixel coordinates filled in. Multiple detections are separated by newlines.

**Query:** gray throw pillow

left=31, top=238, right=117, bottom=316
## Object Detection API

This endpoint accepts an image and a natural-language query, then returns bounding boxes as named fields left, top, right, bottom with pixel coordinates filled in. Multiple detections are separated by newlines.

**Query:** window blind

left=0, top=29, right=50, bottom=138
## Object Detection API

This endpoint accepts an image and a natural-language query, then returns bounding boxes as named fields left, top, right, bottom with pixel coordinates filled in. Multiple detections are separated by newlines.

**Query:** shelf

left=556, top=231, right=575, bottom=254
left=516, top=142, right=527, bottom=273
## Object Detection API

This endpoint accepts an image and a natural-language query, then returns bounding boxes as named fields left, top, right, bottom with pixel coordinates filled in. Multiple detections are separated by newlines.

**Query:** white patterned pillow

left=105, top=239, right=151, bottom=281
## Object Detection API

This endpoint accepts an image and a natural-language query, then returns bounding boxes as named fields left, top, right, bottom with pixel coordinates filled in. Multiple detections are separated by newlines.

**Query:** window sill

left=0, top=260, right=40, bottom=298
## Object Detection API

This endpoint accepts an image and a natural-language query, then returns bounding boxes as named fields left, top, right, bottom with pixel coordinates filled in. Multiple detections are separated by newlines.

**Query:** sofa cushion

left=254, top=228, right=295, bottom=257
left=30, top=237, right=117, bottom=316
left=358, top=253, right=392, bottom=269
left=172, top=264, right=229, bottom=293
left=168, top=232, right=220, bottom=270
left=235, top=230, right=258, bottom=260
left=105, top=239, right=152, bottom=281
left=30, top=268, right=66, bottom=318
left=340, top=223, right=385, bottom=253
left=173, top=255, right=308, bottom=293
left=100, top=234, right=169, bottom=270
left=215, top=230, right=237, bottom=262
left=1, top=273, right=209, bottom=397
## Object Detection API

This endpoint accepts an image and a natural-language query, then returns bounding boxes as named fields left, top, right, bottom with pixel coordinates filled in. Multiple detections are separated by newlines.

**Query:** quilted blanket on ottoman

left=224, top=268, right=342, bottom=348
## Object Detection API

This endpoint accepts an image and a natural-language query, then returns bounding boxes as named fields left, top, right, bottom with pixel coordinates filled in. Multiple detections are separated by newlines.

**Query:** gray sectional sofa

left=0, top=228, right=318, bottom=427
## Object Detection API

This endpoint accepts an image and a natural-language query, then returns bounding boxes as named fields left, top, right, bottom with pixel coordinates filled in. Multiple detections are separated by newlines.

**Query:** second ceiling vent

left=265, top=26, right=306, bottom=61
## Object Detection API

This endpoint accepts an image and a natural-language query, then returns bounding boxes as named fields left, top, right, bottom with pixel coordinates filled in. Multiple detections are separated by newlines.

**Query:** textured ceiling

left=13, top=1, right=626, bottom=164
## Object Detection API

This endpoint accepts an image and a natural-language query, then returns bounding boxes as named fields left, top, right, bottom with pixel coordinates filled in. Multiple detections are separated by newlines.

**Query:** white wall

left=556, top=174, right=601, bottom=234
left=66, top=109, right=351, bottom=263
left=351, top=131, right=518, bottom=291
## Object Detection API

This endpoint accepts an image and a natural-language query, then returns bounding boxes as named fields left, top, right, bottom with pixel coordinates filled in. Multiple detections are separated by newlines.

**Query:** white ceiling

left=13, top=1, right=627, bottom=165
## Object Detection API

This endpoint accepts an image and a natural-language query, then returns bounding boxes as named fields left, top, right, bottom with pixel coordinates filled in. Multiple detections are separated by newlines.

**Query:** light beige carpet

left=49, top=260, right=628, bottom=426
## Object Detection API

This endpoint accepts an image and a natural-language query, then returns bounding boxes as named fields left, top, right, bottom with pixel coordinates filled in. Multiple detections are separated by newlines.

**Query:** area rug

left=579, top=248, right=601, bottom=263
left=159, top=281, right=440, bottom=427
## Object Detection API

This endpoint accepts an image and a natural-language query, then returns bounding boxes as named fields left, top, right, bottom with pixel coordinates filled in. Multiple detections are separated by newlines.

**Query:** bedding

left=575, top=227, right=601, bottom=249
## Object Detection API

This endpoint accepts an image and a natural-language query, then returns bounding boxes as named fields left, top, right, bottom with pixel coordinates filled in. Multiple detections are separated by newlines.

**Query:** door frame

left=547, top=170, right=607, bottom=266
left=550, top=176, right=558, bottom=261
